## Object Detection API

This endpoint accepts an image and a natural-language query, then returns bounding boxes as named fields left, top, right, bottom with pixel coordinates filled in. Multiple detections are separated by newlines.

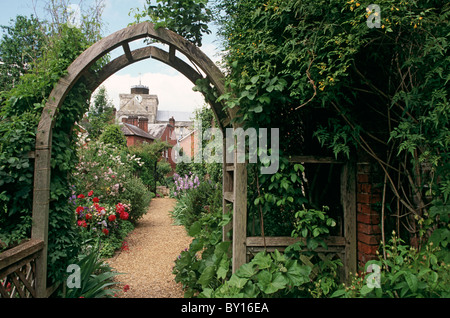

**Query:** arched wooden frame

left=31, top=22, right=246, bottom=297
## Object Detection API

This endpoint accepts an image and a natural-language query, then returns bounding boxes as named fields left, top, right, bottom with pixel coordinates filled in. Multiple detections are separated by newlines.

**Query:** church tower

left=116, top=84, right=159, bottom=124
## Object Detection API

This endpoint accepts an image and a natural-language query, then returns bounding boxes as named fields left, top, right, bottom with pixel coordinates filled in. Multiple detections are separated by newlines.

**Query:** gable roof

left=120, top=123, right=155, bottom=140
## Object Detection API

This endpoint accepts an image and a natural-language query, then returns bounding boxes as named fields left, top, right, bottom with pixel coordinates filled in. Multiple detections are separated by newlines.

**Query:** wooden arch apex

left=31, top=22, right=236, bottom=297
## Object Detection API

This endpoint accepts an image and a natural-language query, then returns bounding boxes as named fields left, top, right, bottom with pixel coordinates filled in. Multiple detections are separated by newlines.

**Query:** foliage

left=200, top=249, right=311, bottom=298
left=170, top=174, right=221, bottom=231
left=332, top=232, right=450, bottom=298
left=99, top=124, right=127, bottom=149
left=216, top=0, right=449, bottom=254
left=62, top=239, right=120, bottom=298
left=119, top=176, right=152, bottom=223
left=250, top=158, right=307, bottom=237
left=0, top=15, right=46, bottom=91
left=134, top=0, right=213, bottom=46
left=73, top=140, right=151, bottom=224
left=0, top=20, right=106, bottom=282
left=128, top=140, right=172, bottom=191
left=172, top=185, right=231, bottom=297
left=80, top=86, right=115, bottom=141
left=70, top=190, right=134, bottom=258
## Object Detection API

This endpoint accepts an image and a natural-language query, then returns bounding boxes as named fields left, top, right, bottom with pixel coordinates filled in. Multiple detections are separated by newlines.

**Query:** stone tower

left=116, top=85, right=159, bottom=124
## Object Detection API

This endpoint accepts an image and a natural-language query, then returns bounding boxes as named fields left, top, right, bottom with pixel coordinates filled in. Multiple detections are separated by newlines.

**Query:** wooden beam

left=122, top=43, right=133, bottom=62
left=246, top=236, right=346, bottom=247
left=0, top=240, right=44, bottom=272
left=289, top=155, right=344, bottom=164
left=169, top=45, right=176, bottom=63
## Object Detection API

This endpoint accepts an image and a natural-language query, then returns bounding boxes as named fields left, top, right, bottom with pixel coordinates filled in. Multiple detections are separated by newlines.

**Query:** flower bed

left=71, top=190, right=134, bottom=258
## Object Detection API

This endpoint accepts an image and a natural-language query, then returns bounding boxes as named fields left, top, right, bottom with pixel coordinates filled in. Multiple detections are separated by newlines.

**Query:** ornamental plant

left=171, top=172, right=201, bottom=198
left=70, top=190, right=132, bottom=257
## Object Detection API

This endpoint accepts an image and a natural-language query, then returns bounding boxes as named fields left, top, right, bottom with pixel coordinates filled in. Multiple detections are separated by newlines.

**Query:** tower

left=116, top=84, right=159, bottom=124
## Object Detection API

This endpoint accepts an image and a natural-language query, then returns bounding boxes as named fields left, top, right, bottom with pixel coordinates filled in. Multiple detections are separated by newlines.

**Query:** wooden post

left=232, top=133, right=247, bottom=272
left=31, top=145, right=51, bottom=298
left=341, top=160, right=357, bottom=281
left=222, top=137, right=233, bottom=242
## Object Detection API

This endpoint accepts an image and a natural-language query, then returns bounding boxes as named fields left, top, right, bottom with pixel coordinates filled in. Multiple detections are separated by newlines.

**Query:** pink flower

left=77, top=194, right=85, bottom=199
left=88, top=190, right=94, bottom=197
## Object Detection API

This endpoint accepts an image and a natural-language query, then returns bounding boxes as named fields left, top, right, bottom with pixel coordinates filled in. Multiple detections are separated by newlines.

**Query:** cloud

left=97, top=71, right=207, bottom=112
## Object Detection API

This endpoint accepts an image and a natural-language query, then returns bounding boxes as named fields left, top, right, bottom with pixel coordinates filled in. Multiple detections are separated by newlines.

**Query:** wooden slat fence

left=0, top=240, right=44, bottom=298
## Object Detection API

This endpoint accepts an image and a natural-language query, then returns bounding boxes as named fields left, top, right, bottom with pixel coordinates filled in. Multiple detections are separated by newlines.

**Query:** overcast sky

left=0, top=0, right=223, bottom=112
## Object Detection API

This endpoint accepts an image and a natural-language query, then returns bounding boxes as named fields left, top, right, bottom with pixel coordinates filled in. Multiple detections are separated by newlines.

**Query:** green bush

left=332, top=233, right=450, bottom=298
left=117, top=176, right=151, bottom=224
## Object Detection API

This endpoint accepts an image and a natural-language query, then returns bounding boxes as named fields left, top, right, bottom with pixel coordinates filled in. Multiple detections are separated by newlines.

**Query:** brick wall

left=356, top=153, right=383, bottom=267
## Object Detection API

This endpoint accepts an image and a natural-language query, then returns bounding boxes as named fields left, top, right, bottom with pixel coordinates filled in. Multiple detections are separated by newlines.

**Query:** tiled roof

left=120, top=123, right=155, bottom=140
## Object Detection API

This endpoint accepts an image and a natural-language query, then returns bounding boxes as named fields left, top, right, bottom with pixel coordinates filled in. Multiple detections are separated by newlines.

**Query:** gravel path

left=107, top=198, right=192, bottom=298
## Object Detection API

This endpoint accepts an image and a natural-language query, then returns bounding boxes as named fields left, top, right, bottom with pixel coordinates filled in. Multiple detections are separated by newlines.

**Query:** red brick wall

left=356, top=154, right=383, bottom=267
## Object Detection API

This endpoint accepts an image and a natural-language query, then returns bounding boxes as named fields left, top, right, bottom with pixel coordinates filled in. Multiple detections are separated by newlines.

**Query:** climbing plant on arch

left=31, top=21, right=246, bottom=297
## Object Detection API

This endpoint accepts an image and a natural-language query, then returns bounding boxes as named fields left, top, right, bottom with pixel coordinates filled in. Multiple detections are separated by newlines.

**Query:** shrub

left=332, top=233, right=450, bottom=298
left=117, top=176, right=151, bottom=224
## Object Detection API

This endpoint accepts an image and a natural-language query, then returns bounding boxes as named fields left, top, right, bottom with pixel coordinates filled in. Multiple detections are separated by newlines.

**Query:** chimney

left=169, top=116, right=175, bottom=127
left=129, top=115, right=138, bottom=127
left=138, top=117, right=149, bottom=132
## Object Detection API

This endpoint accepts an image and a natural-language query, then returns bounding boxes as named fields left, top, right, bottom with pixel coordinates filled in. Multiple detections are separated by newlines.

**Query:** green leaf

left=236, top=262, right=257, bottom=278
left=251, top=105, right=263, bottom=113
left=228, top=274, right=248, bottom=289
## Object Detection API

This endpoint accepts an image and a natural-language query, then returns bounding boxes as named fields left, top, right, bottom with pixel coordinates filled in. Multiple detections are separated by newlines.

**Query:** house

left=120, top=117, right=155, bottom=147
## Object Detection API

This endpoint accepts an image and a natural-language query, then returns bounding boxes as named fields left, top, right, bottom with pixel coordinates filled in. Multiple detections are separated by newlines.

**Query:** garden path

left=107, top=197, right=192, bottom=298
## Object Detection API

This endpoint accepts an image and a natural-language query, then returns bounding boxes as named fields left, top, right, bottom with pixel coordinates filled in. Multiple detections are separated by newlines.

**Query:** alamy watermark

left=366, top=4, right=381, bottom=28
left=171, top=118, right=279, bottom=175
left=67, top=4, right=81, bottom=28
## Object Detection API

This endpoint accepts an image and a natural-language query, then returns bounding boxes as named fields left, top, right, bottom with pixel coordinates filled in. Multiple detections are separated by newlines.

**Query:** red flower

left=116, top=203, right=125, bottom=214
left=123, top=285, right=130, bottom=292
left=85, top=213, right=92, bottom=220
left=76, top=206, right=84, bottom=214
left=88, top=190, right=94, bottom=197
left=119, top=212, right=129, bottom=220
left=77, top=220, right=87, bottom=228
left=93, top=197, right=99, bottom=203
left=108, top=214, right=116, bottom=222
left=77, top=194, right=85, bottom=199
left=102, top=228, right=109, bottom=235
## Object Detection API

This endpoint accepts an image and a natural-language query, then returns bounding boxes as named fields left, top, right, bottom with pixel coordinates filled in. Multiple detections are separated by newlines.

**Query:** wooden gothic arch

left=30, top=22, right=247, bottom=297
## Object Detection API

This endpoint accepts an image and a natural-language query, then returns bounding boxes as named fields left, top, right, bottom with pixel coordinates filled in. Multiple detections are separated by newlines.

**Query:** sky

left=0, top=0, right=224, bottom=113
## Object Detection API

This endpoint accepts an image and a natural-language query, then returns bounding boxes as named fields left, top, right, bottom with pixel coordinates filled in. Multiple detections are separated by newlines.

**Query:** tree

left=0, top=15, right=46, bottom=91
left=81, top=86, right=115, bottom=140
left=133, top=0, right=213, bottom=46
left=99, top=124, right=127, bottom=148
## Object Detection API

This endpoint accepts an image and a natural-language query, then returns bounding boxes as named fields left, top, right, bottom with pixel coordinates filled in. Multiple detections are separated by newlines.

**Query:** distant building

left=117, top=84, right=195, bottom=171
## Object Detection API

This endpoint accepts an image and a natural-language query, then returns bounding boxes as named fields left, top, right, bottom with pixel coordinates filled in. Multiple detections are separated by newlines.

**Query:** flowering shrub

left=70, top=190, right=133, bottom=257
left=73, top=140, right=151, bottom=223
left=171, top=172, right=200, bottom=198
